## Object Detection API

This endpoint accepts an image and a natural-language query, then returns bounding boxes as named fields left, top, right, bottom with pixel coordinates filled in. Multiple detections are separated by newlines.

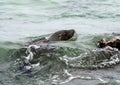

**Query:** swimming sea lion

left=20, top=29, right=77, bottom=72
left=48, top=29, right=76, bottom=41
left=97, top=38, right=120, bottom=50
left=27, top=29, right=76, bottom=45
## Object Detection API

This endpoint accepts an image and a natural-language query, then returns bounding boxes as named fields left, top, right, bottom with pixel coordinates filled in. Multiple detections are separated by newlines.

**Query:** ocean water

left=0, top=0, right=120, bottom=85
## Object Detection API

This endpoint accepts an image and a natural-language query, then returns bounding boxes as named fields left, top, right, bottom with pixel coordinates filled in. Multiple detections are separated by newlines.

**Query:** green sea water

left=0, top=0, right=120, bottom=85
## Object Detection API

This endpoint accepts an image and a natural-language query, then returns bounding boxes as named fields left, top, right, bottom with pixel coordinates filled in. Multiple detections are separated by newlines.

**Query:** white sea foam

left=60, top=69, right=92, bottom=84
left=97, top=78, right=107, bottom=83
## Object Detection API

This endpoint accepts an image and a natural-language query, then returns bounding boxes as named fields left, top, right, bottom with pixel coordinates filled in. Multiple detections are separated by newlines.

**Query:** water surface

left=0, top=0, right=120, bottom=85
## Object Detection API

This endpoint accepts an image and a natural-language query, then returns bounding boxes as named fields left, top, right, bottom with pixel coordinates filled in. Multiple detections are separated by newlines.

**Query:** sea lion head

left=48, top=29, right=76, bottom=41
left=97, top=38, right=106, bottom=48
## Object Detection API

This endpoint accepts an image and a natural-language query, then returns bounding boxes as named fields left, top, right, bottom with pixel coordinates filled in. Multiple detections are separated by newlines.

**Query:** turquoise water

left=0, top=0, right=120, bottom=85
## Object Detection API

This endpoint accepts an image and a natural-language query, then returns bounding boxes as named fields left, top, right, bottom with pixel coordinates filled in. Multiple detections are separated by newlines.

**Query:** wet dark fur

left=27, top=29, right=75, bottom=45
left=48, top=29, right=75, bottom=41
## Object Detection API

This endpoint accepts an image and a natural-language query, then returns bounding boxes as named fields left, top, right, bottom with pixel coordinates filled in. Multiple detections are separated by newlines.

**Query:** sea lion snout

left=66, top=29, right=75, bottom=38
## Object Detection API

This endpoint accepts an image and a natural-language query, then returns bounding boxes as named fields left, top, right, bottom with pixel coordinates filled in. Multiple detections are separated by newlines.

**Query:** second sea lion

left=97, top=38, right=120, bottom=50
